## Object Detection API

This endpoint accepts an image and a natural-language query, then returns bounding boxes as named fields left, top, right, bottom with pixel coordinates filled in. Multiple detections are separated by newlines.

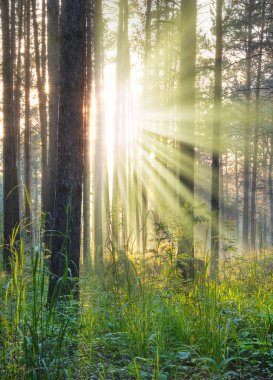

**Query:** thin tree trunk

left=83, top=0, right=92, bottom=269
left=250, top=0, right=265, bottom=250
left=94, top=0, right=105, bottom=272
left=24, top=0, right=31, bottom=228
left=269, top=134, right=273, bottom=245
left=210, top=0, right=223, bottom=278
left=235, top=146, right=239, bottom=239
left=141, top=0, right=152, bottom=253
left=178, top=0, right=196, bottom=261
left=47, top=0, right=59, bottom=244
left=1, top=0, right=20, bottom=271
left=14, top=0, right=24, bottom=215
left=242, top=0, right=253, bottom=252
left=31, top=0, right=48, bottom=213
left=112, top=0, right=130, bottom=250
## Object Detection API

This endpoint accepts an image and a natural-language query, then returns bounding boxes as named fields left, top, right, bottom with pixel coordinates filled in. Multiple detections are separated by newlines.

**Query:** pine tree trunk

left=94, top=0, right=105, bottom=272
left=242, top=0, right=253, bottom=252
left=269, top=135, right=273, bottom=245
left=250, top=0, right=265, bottom=251
left=178, top=0, right=196, bottom=261
left=235, top=146, right=239, bottom=239
left=31, top=0, right=48, bottom=213
left=1, top=0, right=20, bottom=271
left=210, top=0, right=223, bottom=278
left=47, top=0, right=59, bottom=245
left=48, top=0, right=85, bottom=300
left=24, top=0, right=31, bottom=228
left=14, top=0, right=24, bottom=219
left=83, top=0, right=92, bottom=269
left=141, top=0, right=152, bottom=253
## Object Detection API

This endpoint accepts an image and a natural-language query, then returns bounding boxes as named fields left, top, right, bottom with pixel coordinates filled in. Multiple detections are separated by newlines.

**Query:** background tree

left=178, top=0, right=197, bottom=260
left=93, top=0, right=105, bottom=272
left=47, top=0, right=59, bottom=245
left=1, top=0, right=20, bottom=271
left=211, top=0, right=223, bottom=278
left=83, top=0, right=92, bottom=268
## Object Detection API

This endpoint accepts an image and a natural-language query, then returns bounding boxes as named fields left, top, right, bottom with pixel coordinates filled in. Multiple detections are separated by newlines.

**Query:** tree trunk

left=83, top=0, right=92, bottom=269
left=47, top=0, right=59, bottom=245
left=31, top=0, right=48, bottom=213
left=242, top=0, right=253, bottom=252
left=48, top=0, right=85, bottom=300
left=1, top=0, right=20, bottom=271
left=235, top=146, right=239, bottom=239
left=250, top=0, right=265, bottom=251
left=178, top=0, right=196, bottom=260
left=210, top=0, right=223, bottom=279
left=94, top=0, right=105, bottom=272
left=112, top=0, right=131, bottom=250
left=24, top=0, right=31, bottom=228
left=269, top=134, right=273, bottom=245
left=14, top=0, right=24, bottom=219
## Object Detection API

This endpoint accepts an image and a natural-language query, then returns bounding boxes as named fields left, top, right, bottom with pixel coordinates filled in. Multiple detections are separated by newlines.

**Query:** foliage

left=1, top=237, right=273, bottom=379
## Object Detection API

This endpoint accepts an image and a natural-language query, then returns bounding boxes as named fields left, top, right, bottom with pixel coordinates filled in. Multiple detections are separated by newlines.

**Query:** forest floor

left=1, top=249, right=273, bottom=379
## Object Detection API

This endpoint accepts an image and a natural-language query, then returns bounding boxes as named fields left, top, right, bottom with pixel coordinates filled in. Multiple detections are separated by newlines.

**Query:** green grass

left=1, top=242, right=273, bottom=379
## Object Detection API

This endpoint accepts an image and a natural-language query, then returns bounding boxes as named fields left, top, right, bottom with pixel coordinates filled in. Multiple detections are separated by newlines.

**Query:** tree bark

left=47, top=0, right=59, bottom=245
left=178, top=0, right=197, bottom=260
left=210, top=0, right=223, bottom=279
left=1, top=0, right=20, bottom=271
left=94, top=0, right=105, bottom=272
left=112, top=0, right=131, bottom=249
left=31, top=0, right=48, bottom=213
left=269, top=134, right=273, bottom=245
left=83, top=0, right=92, bottom=269
left=250, top=0, right=265, bottom=251
left=14, top=0, right=24, bottom=218
left=24, top=0, right=31, bottom=227
left=242, top=0, right=253, bottom=252
left=48, top=0, right=85, bottom=300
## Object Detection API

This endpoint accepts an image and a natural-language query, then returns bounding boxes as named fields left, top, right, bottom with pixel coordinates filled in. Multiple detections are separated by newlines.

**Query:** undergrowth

left=0, top=239, right=273, bottom=379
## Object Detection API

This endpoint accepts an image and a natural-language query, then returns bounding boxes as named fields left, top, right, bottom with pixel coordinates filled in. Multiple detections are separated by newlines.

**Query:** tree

left=24, top=0, right=31, bottom=227
left=250, top=0, right=266, bottom=250
left=47, top=0, right=59, bottom=244
left=14, top=0, right=24, bottom=218
left=141, top=0, right=152, bottom=253
left=48, top=0, right=85, bottom=300
left=178, top=0, right=197, bottom=260
left=211, top=0, right=223, bottom=278
left=1, top=0, right=20, bottom=271
left=83, top=0, right=92, bottom=268
left=242, top=0, right=253, bottom=251
left=31, top=0, right=48, bottom=213
left=112, top=0, right=131, bottom=249
left=93, top=0, right=105, bottom=272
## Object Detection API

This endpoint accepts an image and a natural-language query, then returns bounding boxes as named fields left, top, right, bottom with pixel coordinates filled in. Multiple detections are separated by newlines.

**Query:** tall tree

left=210, top=0, right=223, bottom=278
left=1, top=0, right=20, bottom=271
left=14, top=0, right=24, bottom=212
left=47, top=0, right=59, bottom=243
left=31, top=0, right=48, bottom=213
left=250, top=0, right=266, bottom=250
left=48, top=0, right=85, bottom=300
left=83, top=0, right=92, bottom=268
left=178, top=0, right=197, bottom=259
left=93, top=0, right=105, bottom=272
left=141, top=0, right=152, bottom=253
left=24, top=0, right=31, bottom=226
left=242, top=0, right=253, bottom=251
left=112, top=0, right=131, bottom=249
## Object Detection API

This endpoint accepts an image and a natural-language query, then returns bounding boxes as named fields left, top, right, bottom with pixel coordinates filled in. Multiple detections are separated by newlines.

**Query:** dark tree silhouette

left=48, top=0, right=85, bottom=300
